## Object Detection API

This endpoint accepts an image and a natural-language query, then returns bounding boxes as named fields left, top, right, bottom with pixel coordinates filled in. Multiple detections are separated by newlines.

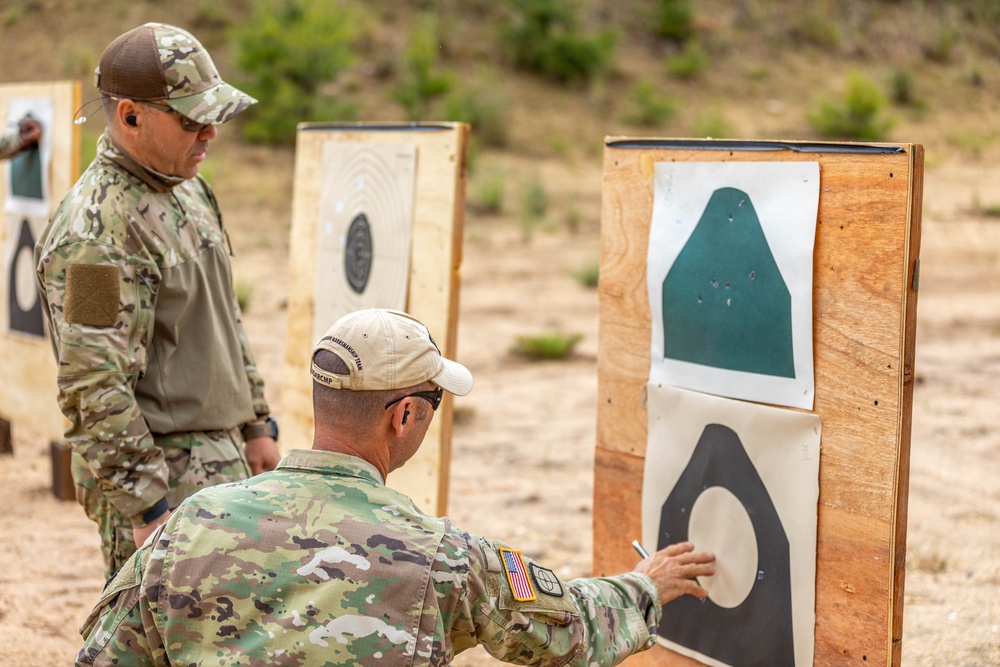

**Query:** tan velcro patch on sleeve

left=65, top=264, right=120, bottom=327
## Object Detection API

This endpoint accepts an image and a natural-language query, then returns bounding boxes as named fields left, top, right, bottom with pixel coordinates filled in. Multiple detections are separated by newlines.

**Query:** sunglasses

left=384, top=386, right=444, bottom=412
left=138, top=101, right=211, bottom=133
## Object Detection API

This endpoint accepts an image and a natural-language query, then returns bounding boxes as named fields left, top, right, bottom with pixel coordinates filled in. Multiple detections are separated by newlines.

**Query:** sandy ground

left=0, top=157, right=997, bottom=666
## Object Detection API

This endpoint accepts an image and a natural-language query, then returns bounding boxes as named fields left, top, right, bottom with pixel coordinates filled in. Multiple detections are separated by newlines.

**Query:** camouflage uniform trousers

left=72, top=427, right=251, bottom=579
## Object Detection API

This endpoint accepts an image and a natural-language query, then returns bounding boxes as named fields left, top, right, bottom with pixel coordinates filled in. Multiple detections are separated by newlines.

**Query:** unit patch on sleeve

left=64, top=263, right=119, bottom=327
left=528, top=562, right=564, bottom=597
left=499, top=548, right=537, bottom=602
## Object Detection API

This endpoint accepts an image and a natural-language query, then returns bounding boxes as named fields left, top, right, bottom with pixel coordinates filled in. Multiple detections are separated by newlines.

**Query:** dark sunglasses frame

left=138, top=101, right=211, bottom=133
left=384, top=386, right=444, bottom=412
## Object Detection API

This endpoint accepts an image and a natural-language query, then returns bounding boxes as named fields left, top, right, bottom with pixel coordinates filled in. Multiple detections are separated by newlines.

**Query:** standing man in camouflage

left=0, top=115, right=41, bottom=160
left=35, top=23, right=280, bottom=579
left=76, top=308, right=715, bottom=666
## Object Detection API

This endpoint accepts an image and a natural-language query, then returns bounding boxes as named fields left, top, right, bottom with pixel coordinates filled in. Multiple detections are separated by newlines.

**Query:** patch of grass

left=787, top=10, right=842, bottom=49
left=924, top=22, right=961, bottom=63
left=808, top=70, right=896, bottom=141
left=910, top=553, right=949, bottom=574
left=572, top=261, right=600, bottom=288
left=692, top=106, right=732, bottom=139
left=655, top=0, right=695, bottom=43
left=665, top=39, right=708, bottom=80
left=234, top=280, right=254, bottom=312
left=470, top=166, right=506, bottom=215
left=520, top=176, right=549, bottom=242
left=946, top=129, right=997, bottom=160
left=511, top=332, right=583, bottom=360
left=888, top=69, right=919, bottom=107
left=622, top=79, right=677, bottom=127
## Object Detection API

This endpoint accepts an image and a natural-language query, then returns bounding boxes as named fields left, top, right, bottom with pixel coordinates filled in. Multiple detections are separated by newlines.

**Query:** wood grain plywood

left=282, top=122, right=468, bottom=515
left=0, top=81, right=80, bottom=444
left=597, top=140, right=922, bottom=667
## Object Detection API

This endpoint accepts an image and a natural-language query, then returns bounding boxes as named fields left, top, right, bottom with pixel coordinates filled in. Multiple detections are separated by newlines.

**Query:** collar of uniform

left=98, top=130, right=187, bottom=193
left=276, top=449, right=385, bottom=486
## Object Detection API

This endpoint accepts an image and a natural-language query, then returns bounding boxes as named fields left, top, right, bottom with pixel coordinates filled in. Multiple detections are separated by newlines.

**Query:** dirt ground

left=0, top=155, right=997, bottom=667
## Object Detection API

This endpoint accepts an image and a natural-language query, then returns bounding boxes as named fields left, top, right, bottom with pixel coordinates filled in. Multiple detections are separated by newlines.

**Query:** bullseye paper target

left=642, top=384, right=821, bottom=667
left=312, top=141, right=417, bottom=343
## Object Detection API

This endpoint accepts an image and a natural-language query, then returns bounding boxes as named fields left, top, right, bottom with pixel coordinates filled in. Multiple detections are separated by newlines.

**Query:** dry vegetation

left=1, top=1, right=999, bottom=665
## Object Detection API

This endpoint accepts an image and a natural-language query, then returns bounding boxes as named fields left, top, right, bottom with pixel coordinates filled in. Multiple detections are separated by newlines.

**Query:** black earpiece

left=402, top=410, right=410, bottom=425
left=126, top=114, right=137, bottom=127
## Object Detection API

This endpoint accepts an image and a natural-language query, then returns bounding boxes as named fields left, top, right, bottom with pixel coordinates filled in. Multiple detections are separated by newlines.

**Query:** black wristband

left=141, top=498, right=170, bottom=525
left=242, top=416, right=278, bottom=442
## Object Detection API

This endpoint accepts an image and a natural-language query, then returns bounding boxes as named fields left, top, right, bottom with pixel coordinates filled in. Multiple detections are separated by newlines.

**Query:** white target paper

left=312, top=142, right=417, bottom=343
left=642, top=384, right=821, bottom=667
left=647, top=161, right=819, bottom=410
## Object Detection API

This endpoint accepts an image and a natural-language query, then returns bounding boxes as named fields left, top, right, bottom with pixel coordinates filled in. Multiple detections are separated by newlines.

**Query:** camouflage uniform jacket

left=34, top=131, right=268, bottom=521
left=0, top=128, right=23, bottom=159
left=77, top=449, right=662, bottom=667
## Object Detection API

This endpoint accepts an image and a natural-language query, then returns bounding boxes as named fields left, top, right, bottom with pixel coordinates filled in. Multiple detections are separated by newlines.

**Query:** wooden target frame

left=283, top=122, right=469, bottom=515
left=595, top=139, right=923, bottom=667
left=0, top=81, right=80, bottom=445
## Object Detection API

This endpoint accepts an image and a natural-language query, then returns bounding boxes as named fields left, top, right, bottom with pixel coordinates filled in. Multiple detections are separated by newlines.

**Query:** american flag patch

left=500, top=548, right=537, bottom=602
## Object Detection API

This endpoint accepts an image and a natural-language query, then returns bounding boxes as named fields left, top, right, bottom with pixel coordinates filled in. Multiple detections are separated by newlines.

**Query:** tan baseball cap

left=95, top=22, right=257, bottom=125
left=311, top=309, right=473, bottom=396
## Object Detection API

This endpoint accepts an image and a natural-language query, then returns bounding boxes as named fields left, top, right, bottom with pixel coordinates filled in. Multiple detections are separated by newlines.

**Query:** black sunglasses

left=139, top=101, right=211, bottom=133
left=384, top=386, right=444, bottom=411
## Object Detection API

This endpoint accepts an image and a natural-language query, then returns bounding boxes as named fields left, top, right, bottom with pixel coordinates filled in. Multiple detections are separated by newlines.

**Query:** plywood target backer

left=313, top=142, right=417, bottom=343
left=596, top=138, right=923, bottom=667
left=0, top=81, right=80, bottom=444
left=285, top=122, right=469, bottom=515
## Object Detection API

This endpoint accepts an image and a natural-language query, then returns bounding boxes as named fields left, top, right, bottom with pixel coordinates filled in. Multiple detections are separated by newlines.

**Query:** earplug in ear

left=402, top=410, right=410, bottom=425
left=126, top=114, right=137, bottom=127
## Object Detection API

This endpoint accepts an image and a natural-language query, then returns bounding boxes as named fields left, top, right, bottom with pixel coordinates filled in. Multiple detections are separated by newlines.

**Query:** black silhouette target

left=7, top=217, right=44, bottom=338
left=657, top=423, right=795, bottom=667
left=314, top=142, right=415, bottom=340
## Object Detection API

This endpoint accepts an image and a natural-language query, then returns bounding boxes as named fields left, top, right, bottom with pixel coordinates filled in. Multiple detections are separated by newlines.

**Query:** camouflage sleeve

left=75, top=536, right=164, bottom=667
left=37, top=235, right=168, bottom=520
left=442, top=536, right=660, bottom=666
left=0, top=129, right=22, bottom=160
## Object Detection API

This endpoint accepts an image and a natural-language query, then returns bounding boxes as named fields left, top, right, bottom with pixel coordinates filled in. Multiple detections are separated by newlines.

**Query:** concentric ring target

left=344, top=213, right=373, bottom=293
left=313, top=141, right=417, bottom=342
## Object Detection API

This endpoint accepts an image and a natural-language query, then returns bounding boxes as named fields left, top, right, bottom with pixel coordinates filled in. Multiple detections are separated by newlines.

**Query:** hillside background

left=1, top=1, right=999, bottom=666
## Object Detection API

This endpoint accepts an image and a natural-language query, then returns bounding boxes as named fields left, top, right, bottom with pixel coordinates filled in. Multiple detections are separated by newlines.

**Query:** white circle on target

left=688, top=486, right=758, bottom=608
left=15, top=246, right=37, bottom=311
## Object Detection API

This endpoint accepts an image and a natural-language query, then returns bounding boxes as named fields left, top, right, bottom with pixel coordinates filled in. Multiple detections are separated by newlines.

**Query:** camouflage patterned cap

left=311, top=309, right=474, bottom=395
left=95, top=22, right=257, bottom=125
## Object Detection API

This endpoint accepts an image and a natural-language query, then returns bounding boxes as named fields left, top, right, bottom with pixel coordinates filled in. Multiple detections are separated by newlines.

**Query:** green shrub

left=623, top=79, right=676, bottom=127
left=572, top=262, right=600, bottom=288
left=501, top=0, right=617, bottom=84
left=665, top=40, right=708, bottom=80
left=655, top=0, right=695, bottom=43
left=924, top=23, right=960, bottom=63
left=230, top=0, right=359, bottom=145
left=392, top=13, right=453, bottom=120
left=511, top=333, right=583, bottom=360
left=788, top=10, right=842, bottom=49
left=808, top=71, right=896, bottom=141
left=470, top=166, right=506, bottom=214
left=520, top=176, right=549, bottom=241
left=444, top=84, right=509, bottom=148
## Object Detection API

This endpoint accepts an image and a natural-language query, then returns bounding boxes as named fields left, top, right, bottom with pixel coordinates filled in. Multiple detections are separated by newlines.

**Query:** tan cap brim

left=431, top=358, right=474, bottom=397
